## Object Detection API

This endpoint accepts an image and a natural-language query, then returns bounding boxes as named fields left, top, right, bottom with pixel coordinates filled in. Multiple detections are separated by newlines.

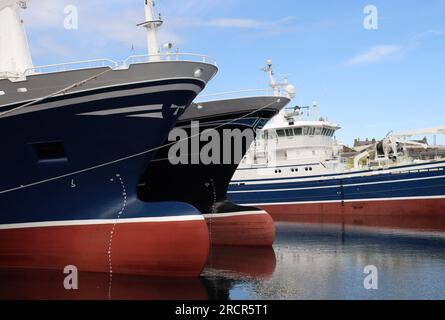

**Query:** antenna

left=261, top=59, right=296, bottom=99
left=262, top=59, right=279, bottom=95
left=137, top=0, right=163, bottom=62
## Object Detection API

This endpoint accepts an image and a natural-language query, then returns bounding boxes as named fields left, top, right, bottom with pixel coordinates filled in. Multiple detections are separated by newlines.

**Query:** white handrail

left=123, top=53, right=218, bottom=66
left=196, top=88, right=280, bottom=103
left=23, top=59, right=119, bottom=76
left=16, top=53, right=217, bottom=77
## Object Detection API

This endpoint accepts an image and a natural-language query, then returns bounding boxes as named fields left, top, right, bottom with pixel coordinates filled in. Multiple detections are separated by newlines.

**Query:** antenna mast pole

left=262, top=59, right=296, bottom=99
left=263, top=59, right=280, bottom=96
left=141, top=0, right=163, bottom=62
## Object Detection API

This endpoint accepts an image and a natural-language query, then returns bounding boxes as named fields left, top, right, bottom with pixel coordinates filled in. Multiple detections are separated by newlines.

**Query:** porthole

left=0, top=90, right=5, bottom=96
left=17, top=88, right=28, bottom=93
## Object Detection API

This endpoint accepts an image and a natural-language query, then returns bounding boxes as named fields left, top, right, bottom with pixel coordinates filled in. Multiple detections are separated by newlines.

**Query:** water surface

left=1, top=222, right=445, bottom=300
left=203, top=222, right=445, bottom=300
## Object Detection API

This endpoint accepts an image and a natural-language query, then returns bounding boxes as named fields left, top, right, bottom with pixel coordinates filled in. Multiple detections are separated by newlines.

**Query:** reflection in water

left=202, top=223, right=445, bottom=300
left=202, top=246, right=277, bottom=300
left=2, top=223, right=445, bottom=300
left=0, top=246, right=273, bottom=300
left=0, top=269, right=208, bottom=300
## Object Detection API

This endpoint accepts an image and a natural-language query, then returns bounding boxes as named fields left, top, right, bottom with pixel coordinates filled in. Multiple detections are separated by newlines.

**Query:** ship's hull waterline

left=140, top=96, right=290, bottom=246
left=0, top=61, right=218, bottom=277
left=229, top=161, right=445, bottom=232
left=204, top=210, right=276, bottom=247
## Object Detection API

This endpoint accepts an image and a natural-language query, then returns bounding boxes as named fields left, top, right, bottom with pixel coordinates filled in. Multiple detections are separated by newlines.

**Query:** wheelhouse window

left=276, top=129, right=285, bottom=137
left=308, top=127, right=316, bottom=136
left=285, top=129, right=294, bottom=137
left=294, top=128, right=302, bottom=135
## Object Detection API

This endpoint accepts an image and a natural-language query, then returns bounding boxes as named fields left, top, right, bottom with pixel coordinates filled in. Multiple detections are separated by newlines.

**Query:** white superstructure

left=0, top=0, right=33, bottom=77
left=234, top=103, right=344, bottom=180
left=233, top=103, right=445, bottom=182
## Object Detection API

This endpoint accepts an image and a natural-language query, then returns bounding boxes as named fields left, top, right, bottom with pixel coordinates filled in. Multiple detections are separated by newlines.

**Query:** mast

left=139, top=0, right=163, bottom=62
left=0, top=0, right=33, bottom=77
left=263, top=59, right=280, bottom=96
left=262, top=59, right=296, bottom=99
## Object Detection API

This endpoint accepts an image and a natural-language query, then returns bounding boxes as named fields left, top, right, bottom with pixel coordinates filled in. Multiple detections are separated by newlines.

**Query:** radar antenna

left=261, top=59, right=296, bottom=99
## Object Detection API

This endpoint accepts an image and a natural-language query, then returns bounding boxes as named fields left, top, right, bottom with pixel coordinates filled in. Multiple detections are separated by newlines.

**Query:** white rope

left=0, top=97, right=282, bottom=195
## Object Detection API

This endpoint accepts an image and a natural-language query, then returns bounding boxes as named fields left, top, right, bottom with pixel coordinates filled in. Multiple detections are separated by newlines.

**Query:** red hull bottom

left=0, top=219, right=210, bottom=277
left=261, top=198, right=445, bottom=232
left=204, top=211, right=276, bottom=247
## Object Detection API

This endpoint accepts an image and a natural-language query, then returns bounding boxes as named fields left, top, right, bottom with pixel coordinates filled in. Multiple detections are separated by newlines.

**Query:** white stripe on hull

left=0, top=215, right=205, bottom=230
left=229, top=174, right=445, bottom=194
left=128, top=112, right=163, bottom=119
left=77, top=104, right=163, bottom=116
left=234, top=162, right=445, bottom=185
left=2, top=83, right=202, bottom=117
left=202, top=210, right=268, bottom=219
left=0, top=77, right=206, bottom=110
left=242, top=195, right=445, bottom=207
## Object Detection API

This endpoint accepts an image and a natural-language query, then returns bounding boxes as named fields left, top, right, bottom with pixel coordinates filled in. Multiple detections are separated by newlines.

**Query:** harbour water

left=204, top=222, right=445, bottom=300
left=1, top=221, right=445, bottom=300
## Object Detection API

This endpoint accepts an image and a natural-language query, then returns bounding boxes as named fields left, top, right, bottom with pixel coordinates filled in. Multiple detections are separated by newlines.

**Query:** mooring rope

left=0, top=68, right=114, bottom=118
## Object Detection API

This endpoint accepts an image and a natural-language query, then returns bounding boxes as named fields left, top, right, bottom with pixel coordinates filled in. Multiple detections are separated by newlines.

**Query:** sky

left=20, top=0, right=445, bottom=146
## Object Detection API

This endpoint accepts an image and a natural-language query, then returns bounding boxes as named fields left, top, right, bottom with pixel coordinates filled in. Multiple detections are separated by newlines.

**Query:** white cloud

left=413, top=30, right=445, bottom=41
left=170, top=16, right=294, bottom=29
left=205, top=18, right=264, bottom=28
left=20, top=0, right=296, bottom=61
left=346, top=45, right=402, bottom=66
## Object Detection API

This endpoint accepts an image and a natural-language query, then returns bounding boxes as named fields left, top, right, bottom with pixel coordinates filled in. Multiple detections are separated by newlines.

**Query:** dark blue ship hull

left=0, top=77, right=211, bottom=277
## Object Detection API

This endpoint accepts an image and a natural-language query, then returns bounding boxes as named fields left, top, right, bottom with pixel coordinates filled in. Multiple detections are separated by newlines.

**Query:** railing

left=18, top=53, right=217, bottom=77
left=123, top=53, right=218, bottom=67
left=23, top=59, right=119, bottom=76
left=196, top=88, right=279, bottom=103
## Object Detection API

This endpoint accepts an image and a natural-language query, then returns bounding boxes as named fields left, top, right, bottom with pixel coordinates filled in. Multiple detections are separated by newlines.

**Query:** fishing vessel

left=229, top=102, right=445, bottom=230
left=0, top=0, right=218, bottom=277
left=139, top=60, right=293, bottom=246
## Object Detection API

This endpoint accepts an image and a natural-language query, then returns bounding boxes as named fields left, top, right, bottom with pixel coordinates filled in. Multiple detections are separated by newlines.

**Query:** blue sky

left=21, top=0, right=445, bottom=146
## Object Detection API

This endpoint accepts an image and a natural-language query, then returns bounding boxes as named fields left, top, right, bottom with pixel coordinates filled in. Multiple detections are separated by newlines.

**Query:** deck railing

left=196, top=88, right=280, bottom=103
left=123, top=53, right=217, bottom=67
left=18, top=53, right=217, bottom=77
left=23, top=59, right=119, bottom=76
